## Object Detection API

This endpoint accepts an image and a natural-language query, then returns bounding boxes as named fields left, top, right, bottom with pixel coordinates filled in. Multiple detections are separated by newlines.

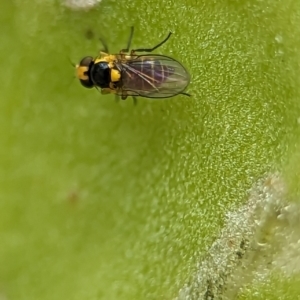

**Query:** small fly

left=76, top=27, right=190, bottom=101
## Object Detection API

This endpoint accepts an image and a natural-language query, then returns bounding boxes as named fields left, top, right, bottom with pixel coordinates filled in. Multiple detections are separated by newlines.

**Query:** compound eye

left=80, top=78, right=94, bottom=88
left=79, top=56, right=93, bottom=67
left=76, top=56, right=94, bottom=88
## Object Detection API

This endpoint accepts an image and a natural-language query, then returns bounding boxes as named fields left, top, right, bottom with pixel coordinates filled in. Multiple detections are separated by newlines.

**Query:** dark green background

left=1, top=0, right=300, bottom=299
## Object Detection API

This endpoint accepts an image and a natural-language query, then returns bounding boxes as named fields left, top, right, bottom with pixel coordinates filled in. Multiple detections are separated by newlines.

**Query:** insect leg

left=180, top=92, right=191, bottom=97
left=99, top=37, right=109, bottom=53
left=132, top=96, right=137, bottom=105
left=131, top=32, right=172, bottom=54
left=101, top=88, right=114, bottom=95
left=120, top=26, right=134, bottom=53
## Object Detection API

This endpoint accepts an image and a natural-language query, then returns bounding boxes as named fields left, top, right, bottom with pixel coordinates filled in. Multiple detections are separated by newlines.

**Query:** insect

left=76, top=27, right=190, bottom=101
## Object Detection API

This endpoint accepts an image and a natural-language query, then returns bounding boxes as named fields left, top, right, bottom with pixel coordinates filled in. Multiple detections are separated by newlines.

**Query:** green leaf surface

left=1, top=0, right=300, bottom=299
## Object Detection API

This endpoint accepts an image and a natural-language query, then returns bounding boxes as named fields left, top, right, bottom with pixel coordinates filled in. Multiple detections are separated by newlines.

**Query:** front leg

left=99, top=51, right=109, bottom=57
left=101, top=88, right=115, bottom=95
left=121, top=95, right=128, bottom=100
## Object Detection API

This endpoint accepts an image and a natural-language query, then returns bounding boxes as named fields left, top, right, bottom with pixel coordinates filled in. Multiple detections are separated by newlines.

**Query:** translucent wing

left=116, top=55, right=190, bottom=98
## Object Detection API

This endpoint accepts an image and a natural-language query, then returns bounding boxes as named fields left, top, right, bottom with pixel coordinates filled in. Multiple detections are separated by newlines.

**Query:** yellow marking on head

left=76, top=65, right=89, bottom=81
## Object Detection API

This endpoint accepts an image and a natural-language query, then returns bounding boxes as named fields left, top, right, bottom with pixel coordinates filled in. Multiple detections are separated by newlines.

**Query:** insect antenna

left=66, top=57, right=77, bottom=87
left=67, top=56, right=76, bottom=68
